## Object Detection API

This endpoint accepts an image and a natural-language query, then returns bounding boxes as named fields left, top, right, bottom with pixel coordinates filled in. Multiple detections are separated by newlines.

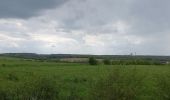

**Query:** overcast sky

left=0, top=0, right=170, bottom=55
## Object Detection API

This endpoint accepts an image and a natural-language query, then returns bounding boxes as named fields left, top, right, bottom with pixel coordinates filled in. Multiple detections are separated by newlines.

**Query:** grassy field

left=1, top=57, right=170, bottom=100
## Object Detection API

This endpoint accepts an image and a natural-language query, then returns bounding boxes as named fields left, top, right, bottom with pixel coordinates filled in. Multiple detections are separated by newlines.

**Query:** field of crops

left=1, top=57, right=170, bottom=100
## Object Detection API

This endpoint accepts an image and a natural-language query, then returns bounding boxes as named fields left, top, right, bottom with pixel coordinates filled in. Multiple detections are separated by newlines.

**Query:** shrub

left=89, top=57, right=98, bottom=65
left=2, top=64, right=6, bottom=67
left=6, top=73, right=18, bottom=81
left=103, top=59, right=111, bottom=65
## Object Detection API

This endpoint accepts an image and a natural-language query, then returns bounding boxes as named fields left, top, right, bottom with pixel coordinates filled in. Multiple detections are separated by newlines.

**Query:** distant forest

left=1, top=53, right=170, bottom=62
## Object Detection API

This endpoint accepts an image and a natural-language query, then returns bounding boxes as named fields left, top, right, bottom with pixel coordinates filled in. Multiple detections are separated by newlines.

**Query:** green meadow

left=1, top=57, right=170, bottom=100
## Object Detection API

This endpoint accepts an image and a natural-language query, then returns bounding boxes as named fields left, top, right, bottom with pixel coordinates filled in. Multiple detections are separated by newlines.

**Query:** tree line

left=88, top=57, right=163, bottom=65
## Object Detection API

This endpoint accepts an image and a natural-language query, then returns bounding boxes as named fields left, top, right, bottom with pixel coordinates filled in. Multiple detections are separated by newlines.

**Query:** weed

left=6, top=73, right=18, bottom=81
left=90, top=67, right=145, bottom=100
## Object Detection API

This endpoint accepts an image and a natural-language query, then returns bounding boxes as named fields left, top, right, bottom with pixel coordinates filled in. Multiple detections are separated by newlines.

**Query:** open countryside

left=1, top=54, right=170, bottom=100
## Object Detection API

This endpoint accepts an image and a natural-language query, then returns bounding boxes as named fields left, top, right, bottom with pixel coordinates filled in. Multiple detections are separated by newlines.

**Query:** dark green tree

left=89, top=57, right=98, bottom=65
left=103, top=59, right=111, bottom=65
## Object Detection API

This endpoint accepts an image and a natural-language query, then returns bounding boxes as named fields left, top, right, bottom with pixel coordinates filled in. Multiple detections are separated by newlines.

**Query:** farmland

left=1, top=56, right=170, bottom=100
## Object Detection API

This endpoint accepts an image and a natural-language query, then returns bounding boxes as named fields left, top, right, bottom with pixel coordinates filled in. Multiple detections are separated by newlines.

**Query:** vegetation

left=111, top=59, right=161, bottom=65
left=103, top=59, right=111, bottom=65
left=88, top=57, right=98, bottom=65
left=0, top=56, right=170, bottom=100
left=90, top=68, right=145, bottom=100
left=1, top=53, right=170, bottom=65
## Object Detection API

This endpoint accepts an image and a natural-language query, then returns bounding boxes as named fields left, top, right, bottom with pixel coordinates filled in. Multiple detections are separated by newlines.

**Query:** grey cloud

left=51, top=0, right=131, bottom=32
left=0, top=0, right=68, bottom=19
left=53, top=0, right=170, bottom=36
left=130, top=0, right=170, bottom=35
left=1, top=0, right=170, bottom=55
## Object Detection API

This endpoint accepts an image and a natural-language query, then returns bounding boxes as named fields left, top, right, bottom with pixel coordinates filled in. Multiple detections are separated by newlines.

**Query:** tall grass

left=89, top=67, right=146, bottom=100
left=1, top=57, right=170, bottom=100
left=156, top=74, right=170, bottom=100
left=0, top=77, right=59, bottom=100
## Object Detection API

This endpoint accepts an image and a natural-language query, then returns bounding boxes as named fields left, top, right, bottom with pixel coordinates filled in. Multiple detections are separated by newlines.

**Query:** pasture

left=0, top=57, right=170, bottom=100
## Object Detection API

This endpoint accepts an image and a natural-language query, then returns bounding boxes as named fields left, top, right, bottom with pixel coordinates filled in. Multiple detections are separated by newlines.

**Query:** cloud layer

left=0, top=0, right=170, bottom=55
left=0, top=0, right=67, bottom=18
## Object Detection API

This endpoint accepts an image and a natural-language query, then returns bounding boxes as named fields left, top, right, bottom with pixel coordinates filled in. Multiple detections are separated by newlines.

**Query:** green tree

left=103, top=59, right=111, bottom=65
left=89, top=57, right=98, bottom=65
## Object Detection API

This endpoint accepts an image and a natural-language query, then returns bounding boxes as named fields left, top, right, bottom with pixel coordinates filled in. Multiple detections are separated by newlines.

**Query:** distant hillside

left=1, top=53, right=170, bottom=62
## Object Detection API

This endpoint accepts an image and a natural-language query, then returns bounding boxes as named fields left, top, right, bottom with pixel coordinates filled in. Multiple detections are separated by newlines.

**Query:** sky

left=0, top=0, right=170, bottom=55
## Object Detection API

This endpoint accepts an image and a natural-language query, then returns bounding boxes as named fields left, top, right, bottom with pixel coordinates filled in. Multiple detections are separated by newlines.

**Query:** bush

left=103, top=59, right=111, bottom=65
left=111, top=60, right=155, bottom=65
left=2, top=64, right=6, bottom=67
left=89, top=57, right=98, bottom=65
left=6, top=73, right=18, bottom=81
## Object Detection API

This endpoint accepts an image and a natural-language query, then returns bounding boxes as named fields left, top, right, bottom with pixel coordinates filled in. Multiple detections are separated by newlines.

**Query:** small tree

left=89, top=57, right=98, bottom=65
left=103, top=59, right=111, bottom=65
